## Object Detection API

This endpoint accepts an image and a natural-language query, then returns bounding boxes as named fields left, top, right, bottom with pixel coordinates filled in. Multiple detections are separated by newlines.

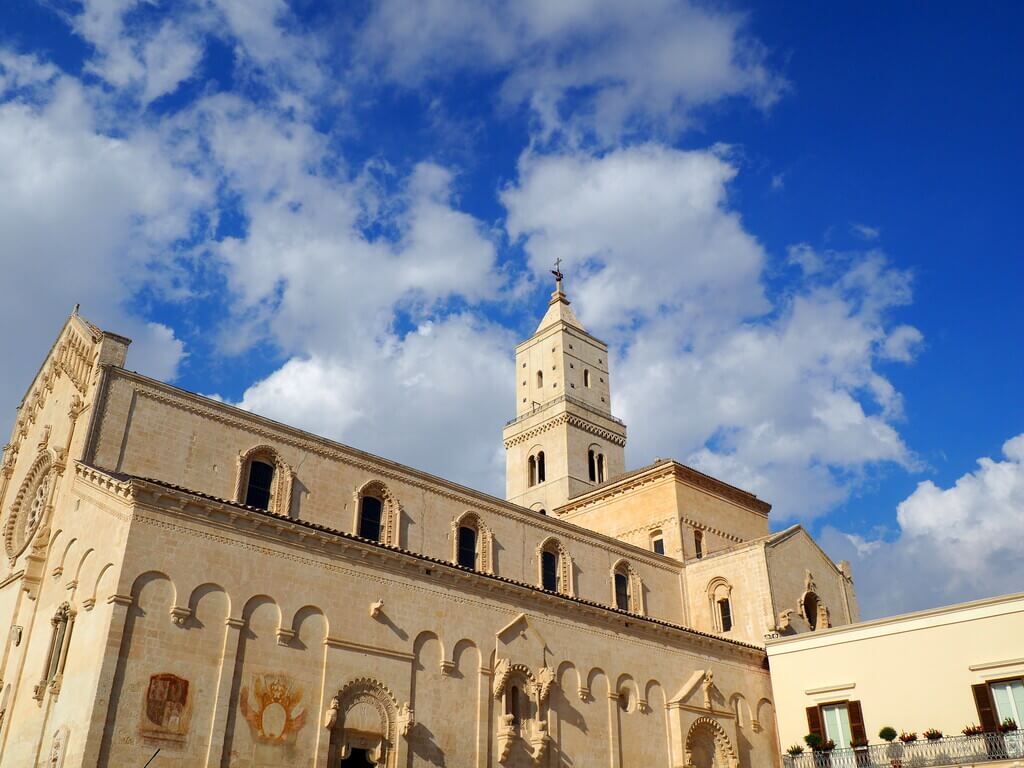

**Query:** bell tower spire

left=503, top=267, right=627, bottom=514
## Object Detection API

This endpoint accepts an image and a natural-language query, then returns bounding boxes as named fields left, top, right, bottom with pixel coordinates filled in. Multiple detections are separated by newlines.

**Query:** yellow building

left=0, top=280, right=857, bottom=767
left=767, top=591, right=1024, bottom=767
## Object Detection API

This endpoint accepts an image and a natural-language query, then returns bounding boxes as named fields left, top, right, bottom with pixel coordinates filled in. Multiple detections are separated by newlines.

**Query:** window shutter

left=806, top=706, right=824, bottom=740
left=848, top=700, right=866, bottom=744
left=973, top=684, right=999, bottom=732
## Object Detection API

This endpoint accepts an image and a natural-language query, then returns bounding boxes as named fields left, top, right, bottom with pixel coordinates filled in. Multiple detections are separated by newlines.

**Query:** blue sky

left=1, top=1, right=1021, bottom=618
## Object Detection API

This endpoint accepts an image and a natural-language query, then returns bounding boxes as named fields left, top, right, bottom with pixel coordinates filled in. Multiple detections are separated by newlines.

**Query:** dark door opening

left=340, top=748, right=376, bottom=767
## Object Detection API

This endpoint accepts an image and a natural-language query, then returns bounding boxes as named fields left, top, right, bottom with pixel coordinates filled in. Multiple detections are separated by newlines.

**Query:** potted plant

left=788, top=745, right=806, bottom=756
left=880, top=727, right=902, bottom=765
left=962, top=724, right=984, bottom=737
left=851, top=736, right=869, bottom=749
left=923, top=729, right=943, bottom=741
left=1000, top=718, right=1018, bottom=733
left=805, top=734, right=823, bottom=750
left=899, top=732, right=918, bottom=744
left=820, top=739, right=836, bottom=751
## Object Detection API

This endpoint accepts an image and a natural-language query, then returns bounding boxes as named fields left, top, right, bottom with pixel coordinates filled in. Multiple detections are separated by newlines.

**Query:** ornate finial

left=72, top=303, right=80, bottom=316
left=551, top=258, right=564, bottom=291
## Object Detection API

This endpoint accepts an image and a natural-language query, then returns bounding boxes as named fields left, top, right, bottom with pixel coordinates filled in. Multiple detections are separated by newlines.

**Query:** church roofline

left=514, top=319, right=609, bottom=352
left=96, top=367, right=670, bottom=569
left=555, top=458, right=772, bottom=517
left=75, top=461, right=766, bottom=659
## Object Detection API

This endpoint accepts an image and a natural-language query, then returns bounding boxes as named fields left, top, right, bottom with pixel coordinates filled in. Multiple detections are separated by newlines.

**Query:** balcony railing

left=783, top=731, right=1024, bottom=768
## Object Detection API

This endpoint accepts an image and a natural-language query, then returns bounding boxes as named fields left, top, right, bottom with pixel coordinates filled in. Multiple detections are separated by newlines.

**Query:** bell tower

left=503, top=266, right=627, bottom=513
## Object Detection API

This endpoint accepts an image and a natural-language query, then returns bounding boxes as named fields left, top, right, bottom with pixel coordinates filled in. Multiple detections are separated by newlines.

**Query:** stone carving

left=684, top=715, right=740, bottom=768
left=702, top=669, right=715, bottom=710
left=240, top=673, right=307, bottom=745
left=369, top=599, right=384, bottom=619
left=397, top=702, right=415, bottom=738
left=329, top=677, right=399, bottom=763
left=4, top=452, right=53, bottom=560
left=140, top=674, right=191, bottom=741
left=49, top=725, right=69, bottom=768
left=535, top=666, right=556, bottom=707
left=492, top=658, right=512, bottom=699
left=169, top=607, right=191, bottom=627
left=323, top=696, right=340, bottom=729
left=777, top=609, right=793, bottom=632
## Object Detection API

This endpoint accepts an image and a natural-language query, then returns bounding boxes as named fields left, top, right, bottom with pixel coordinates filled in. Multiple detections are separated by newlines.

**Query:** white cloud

left=823, top=434, right=1024, bottom=618
left=851, top=222, right=880, bottom=240
left=357, top=0, right=785, bottom=140
left=881, top=324, right=924, bottom=362
left=503, top=144, right=769, bottom=335
left=0, top=57, right=211, bottom=430
left=238, top=316, right=514, bottom=493
left=503, top=145, right=920, bottom=519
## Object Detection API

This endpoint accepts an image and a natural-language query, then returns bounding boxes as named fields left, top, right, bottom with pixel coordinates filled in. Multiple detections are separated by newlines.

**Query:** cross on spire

left=551, top=258, right=564, bottom=290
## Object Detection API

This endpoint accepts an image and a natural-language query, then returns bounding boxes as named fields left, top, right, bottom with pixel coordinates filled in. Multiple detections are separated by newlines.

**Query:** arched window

left=803, top=592, right=820, bottom=631
left=33, top=602, right=74, bottom=701
left=583, top=369, right=590, bottom=387
left=541, top=549, right=558, bottom=591
left=537, top=451, right=546, bottom=483
left=614, top=571, right=630, bottom=611
left=588, top=449, right=596, bottom=481
left=596, top=453, right=605, bottom=483
left=245, top=460, right=275, bottom=510
left=457, top=524, right=478, bottom=569
left=452, top=513, right=493, bottom=573
left=718, top=597, right=733, bottom=632
left=536, top=370, right=544, bottom=389
left=528, top=455, right=537, bottom=487
left=694, top=529, right=704, bottom=559
left=507, top=685, right=521, bottom=724
left=236, top=445, right=294, bottom=517
left=708, top=578, right=734, bottom=633
left=536, top=537, right=573, bottom=595
left=359, top=495, right=383, bottom=541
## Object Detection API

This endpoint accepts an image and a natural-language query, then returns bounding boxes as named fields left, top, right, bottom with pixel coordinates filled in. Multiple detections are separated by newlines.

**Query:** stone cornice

left=557, top=460, right=770, bottom=518
left=503, top=413, right=627, bottom=449
left=100, top=372, right=666, bottom=569
left=83, top=464, right=764, bottom=663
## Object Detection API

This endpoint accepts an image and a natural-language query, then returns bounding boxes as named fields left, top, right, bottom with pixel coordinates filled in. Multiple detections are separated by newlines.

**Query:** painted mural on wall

left=140, top=673, right=191, bottom=741
left=240, top=673, right=307, bottom=745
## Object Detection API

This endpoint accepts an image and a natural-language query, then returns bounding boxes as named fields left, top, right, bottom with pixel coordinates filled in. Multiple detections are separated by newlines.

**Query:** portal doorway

left=341, top=747, right=377, bottom=767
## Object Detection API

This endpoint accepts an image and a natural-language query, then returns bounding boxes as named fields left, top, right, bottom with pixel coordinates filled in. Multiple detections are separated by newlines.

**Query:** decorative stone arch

left=536, top=536, right=574, bottom=595
left=352, top=480, right=400, bottom=547
left=706, top=577, right=733, bottom=633
left=234, top=444, right=294, bottom=517
left=683, top=716, right=739, bottom=768
left=325, top=677, right=412, bottom=767
left=610, top=558, right=645, bottom=616
left=4, top=449, right=60, bottom=562
left=798, top=570, right=830, bottom=631
left=451, top=511, right=494, bottom=573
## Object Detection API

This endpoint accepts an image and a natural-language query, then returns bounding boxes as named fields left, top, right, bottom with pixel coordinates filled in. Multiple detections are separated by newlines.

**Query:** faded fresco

left=140, top=673, right=191, bottom=741
left=240, top=673, right=308, bottom=745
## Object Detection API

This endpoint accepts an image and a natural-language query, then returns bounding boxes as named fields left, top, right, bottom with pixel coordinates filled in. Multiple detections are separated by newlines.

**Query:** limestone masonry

left=0, top=280, right=859, bottom=767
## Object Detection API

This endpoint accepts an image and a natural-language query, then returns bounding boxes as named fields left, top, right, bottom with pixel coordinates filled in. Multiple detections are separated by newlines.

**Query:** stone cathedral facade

left=0, top=280, right=857, bottom=768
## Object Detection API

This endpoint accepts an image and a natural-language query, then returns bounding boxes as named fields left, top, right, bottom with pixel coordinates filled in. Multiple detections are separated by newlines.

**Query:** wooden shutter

left=848, top=700, right=867, bottom=744
left=806, top=706, right=824, bottom=739
left=973, top=684, right=999, bottom=732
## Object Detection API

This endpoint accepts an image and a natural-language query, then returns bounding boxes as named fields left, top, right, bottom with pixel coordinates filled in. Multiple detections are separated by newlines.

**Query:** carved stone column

left=78, top=593, right=133, bottom=768
left=204, top=616, right=245, bottom=767
left=607, top=691, right=622, bottom=768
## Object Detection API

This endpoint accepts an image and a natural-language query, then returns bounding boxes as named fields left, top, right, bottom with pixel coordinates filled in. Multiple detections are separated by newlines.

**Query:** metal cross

left=551, top=258, right=564, bottom=283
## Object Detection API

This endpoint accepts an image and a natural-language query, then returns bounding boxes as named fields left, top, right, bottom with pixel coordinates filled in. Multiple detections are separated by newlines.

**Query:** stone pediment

left=496, top=613, right=550, bottom=668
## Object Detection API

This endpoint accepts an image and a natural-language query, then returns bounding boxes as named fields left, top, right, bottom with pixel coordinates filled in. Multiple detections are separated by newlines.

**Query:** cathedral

left=0, top=277, right=857, bottom=767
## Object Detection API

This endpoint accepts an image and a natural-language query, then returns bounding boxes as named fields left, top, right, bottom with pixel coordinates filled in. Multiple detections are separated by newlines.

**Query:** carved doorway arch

left=684, top=716, right=739, bottom=768
left=326, top=678, right=399, bottom=767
